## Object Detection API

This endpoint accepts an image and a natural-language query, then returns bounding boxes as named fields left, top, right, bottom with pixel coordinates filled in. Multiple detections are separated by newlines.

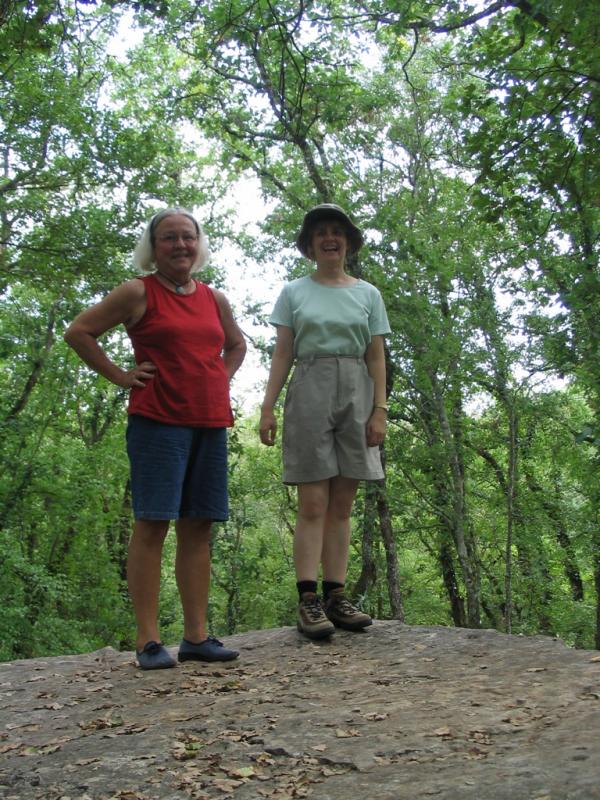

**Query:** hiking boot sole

left=296, top=621, right=335, bottom=640
left=328, top=617, right=373, bottom=631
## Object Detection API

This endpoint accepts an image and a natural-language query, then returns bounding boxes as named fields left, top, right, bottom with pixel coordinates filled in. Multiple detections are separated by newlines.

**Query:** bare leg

left=294, top=480, right=330, bottom=581
left=175, top=517, right=212, bottom=643
left=321, top=476, right=360, bottom=584
left=127, top=519, right=169, bottom=651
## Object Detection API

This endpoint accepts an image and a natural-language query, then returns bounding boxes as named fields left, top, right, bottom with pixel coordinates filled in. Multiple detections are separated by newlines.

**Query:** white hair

left=132, top=207, right=210, bottom=273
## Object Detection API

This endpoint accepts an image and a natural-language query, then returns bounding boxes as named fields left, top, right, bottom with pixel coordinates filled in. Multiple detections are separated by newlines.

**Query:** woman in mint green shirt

left=259, top=204, right=390, bottom=641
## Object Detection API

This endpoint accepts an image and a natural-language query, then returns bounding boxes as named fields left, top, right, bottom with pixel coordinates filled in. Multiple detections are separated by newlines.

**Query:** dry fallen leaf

left=116, top=725, right=147, bottom=736
left=5, top=723, right=39, bottom=732
left=465, top=746, right=488, bottom=760
left=78, top=715, right=123, bottom=731
left=212, top=777, right=244, bottom=792
left=171, top=732, right=205, bottom=761
left=227, top=766, right=255, bottom=779
left=251, top=752, right=276, bottom=766
left=321, top=766, right=351, bottom=777
left=0, top=743, right=22, bottom=754
left=373, top=755, right=392, bottom=765
left=335, top=728, right=361, bottom=738
left=364, top=712, right=388, bottom=721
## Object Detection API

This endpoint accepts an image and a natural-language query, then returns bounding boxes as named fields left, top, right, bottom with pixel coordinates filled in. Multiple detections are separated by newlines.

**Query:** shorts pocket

left=286, top=362, right=310, bottom=394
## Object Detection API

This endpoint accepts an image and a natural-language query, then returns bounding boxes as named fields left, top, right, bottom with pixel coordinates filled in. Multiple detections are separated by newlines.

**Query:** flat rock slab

left=1, top=622, right=599, bottom=800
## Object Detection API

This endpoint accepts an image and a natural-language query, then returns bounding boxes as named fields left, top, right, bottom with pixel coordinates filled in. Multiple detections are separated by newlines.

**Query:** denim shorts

left=126, top=414, right=228, bottom=521
left=282, top=355, right=384, bottom=484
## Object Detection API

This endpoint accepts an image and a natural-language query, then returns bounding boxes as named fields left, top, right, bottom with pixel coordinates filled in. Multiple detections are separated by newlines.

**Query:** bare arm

left=211, top=288, right=247, bottom=380
left=259, top=325, right=294, bottom=446
left=64, top=280, right=155, bottom=389
left=364, top=335, right=387, bottom=447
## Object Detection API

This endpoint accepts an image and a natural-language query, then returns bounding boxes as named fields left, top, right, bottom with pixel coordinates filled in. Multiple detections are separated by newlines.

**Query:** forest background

left=1, top=0, right=599, bottom=661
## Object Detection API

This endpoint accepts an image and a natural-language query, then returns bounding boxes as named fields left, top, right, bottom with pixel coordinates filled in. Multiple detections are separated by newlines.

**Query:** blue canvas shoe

left=178, top=636, right=239, bottom=663
left=136, top=641, right=176, bottom=670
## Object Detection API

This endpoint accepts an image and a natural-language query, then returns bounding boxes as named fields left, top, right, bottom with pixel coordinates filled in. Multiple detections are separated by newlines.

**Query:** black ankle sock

left=297, top=580, right=318, bottom=599
left=322, top=581, right=344, bottom=601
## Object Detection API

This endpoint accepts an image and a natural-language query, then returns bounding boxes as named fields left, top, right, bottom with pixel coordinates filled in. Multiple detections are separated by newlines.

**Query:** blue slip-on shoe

left=178, top=635, right=239, bottom=663
left=136, top=641, right=177, bottom=670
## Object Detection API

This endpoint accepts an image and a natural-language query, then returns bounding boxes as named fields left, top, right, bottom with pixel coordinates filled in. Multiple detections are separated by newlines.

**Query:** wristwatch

left=373, top=403, right=389, bottom=412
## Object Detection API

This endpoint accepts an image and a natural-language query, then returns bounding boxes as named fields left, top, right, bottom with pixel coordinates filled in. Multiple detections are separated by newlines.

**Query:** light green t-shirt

left=270, top=275, right=391, bottom=359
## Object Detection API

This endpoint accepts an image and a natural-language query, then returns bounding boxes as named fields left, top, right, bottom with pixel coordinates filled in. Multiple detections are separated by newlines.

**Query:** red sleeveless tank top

left=126, top=275, right=233, bottom=427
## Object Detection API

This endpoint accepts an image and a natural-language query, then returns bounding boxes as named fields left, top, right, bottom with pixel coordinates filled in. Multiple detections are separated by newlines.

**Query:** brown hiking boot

left=324, top=588, right=373, bottom=631
left=297, top=592, right=335, bottom=639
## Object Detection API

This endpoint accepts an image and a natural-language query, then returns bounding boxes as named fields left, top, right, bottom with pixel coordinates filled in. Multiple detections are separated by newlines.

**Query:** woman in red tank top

left=65, top=209, right=246, bottom=669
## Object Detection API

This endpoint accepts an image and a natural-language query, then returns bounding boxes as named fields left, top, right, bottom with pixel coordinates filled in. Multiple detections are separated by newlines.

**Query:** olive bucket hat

left=296, top=203, right=364, bottom=257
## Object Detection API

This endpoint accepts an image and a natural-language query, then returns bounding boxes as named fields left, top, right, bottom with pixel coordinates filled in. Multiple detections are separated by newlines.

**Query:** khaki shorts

left=282, top=355, right=384, bottom=484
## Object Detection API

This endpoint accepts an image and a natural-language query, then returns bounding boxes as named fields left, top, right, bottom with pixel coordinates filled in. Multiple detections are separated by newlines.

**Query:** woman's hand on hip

left=121, top=361, right=156, bottom=389
left=259, top=408, right=278, bottom=446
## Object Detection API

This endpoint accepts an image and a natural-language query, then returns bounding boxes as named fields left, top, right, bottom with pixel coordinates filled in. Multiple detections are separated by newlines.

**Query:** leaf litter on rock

left=335, top=728, right=360, bottom=738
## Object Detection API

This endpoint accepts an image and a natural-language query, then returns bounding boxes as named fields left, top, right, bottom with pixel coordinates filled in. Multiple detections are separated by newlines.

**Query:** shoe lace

left=205, top=636, right=223, bottom=647
left=302, top=596, right=326, bottom=621
left=331, top=595, right=360, bottom=615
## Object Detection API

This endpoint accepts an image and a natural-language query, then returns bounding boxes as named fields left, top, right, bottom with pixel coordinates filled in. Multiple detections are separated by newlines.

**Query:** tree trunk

left=592, top=452, right=600, bottom=651
left=375, top=450, right=403, bottom=620
left=439, top=534, right=466, bottom=627
left=354, top=483, right=378, bottom=598
left=431, top=375, right=480, bottom=626
left=110, top=480, right=133, bottom=585
left=595, top=550, right=600, bottom=651
left=2, top=300, right=60, bottom=428
left=504, top=402, right=517, bottom=633
left=523, top=467, right=584, bottom=603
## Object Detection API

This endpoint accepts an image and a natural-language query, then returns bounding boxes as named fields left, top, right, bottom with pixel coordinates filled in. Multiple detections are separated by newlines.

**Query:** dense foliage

left=1, top=0, right=598, bottom=659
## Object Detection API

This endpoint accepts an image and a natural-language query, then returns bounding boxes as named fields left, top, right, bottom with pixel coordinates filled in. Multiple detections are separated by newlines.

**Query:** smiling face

left=307, top=220, right=349, bottom=266
left=152, top=214, right=199, bottom=277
